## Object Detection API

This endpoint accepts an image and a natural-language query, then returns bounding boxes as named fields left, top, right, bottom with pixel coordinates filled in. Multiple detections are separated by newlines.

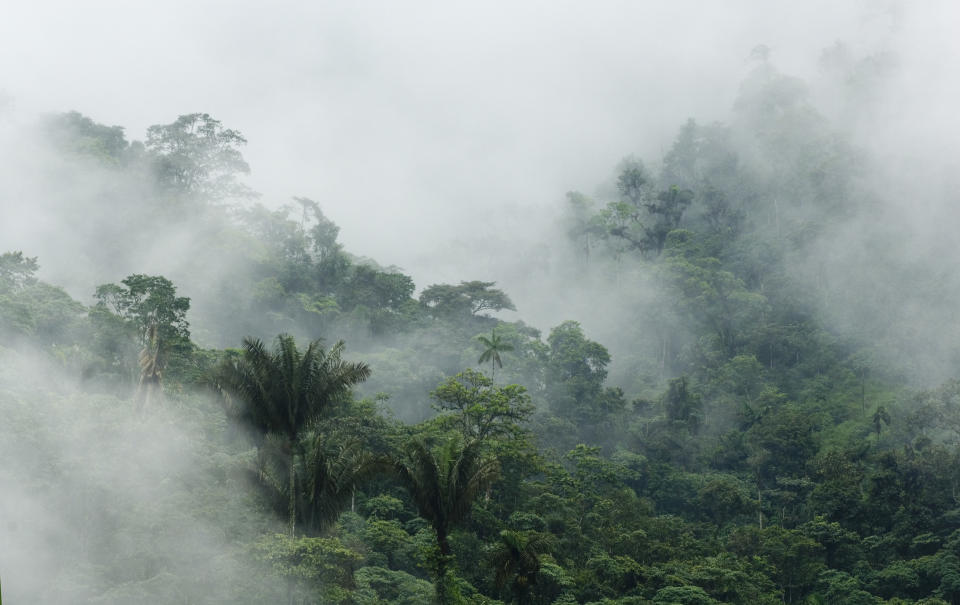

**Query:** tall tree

left=660, top=230, right=767, bottom=358
left=642, top=186, right=695, bottom=254
left=546, top=321, right=622, bottom=425
left=94, top=275, right=190, bottom=350
left=93, top=274, right=191, bottom=405
left=146, top=113, right=254, bottom=203
left=431, top=369, right=533, bottom=442
left=393, top=436, right=500, bottom=604
left=477, top=328, right=514, bottom=378
left=419, top=281, right=516, bottom=320
left=602, top=162, right=694, bottom=256
left=216, top=334, right=371, bottom=535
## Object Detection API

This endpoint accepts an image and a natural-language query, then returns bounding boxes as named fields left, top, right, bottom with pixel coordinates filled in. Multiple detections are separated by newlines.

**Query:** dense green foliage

left=5, top=55, right=960, bottom=604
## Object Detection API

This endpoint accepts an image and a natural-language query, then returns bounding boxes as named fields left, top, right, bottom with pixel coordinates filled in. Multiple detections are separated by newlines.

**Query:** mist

left=5, top=2, right=960, bottom=604
left=3, top=1, right=928, bottom=283
left=4, top=2, right=958, bottom=350
left=0, top=346, right=291, bottom=602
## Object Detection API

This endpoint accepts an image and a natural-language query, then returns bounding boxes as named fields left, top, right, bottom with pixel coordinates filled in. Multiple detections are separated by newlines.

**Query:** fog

left=4, top=1, right=934, bottom=286
left=4, top=2, right=959, bottom=343
left=4, top=1, right=960, bottom=602
left=0, top=346, right=291, bottom=602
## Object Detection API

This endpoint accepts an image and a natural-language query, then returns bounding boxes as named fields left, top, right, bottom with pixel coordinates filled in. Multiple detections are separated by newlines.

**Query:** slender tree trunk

left=435, top=528, right=454, bottom=605
left=287, top=450, right=297, bottom=605
left=758, top=482, right=763, bottom=530
left=289, top=452, right=296, bottom=537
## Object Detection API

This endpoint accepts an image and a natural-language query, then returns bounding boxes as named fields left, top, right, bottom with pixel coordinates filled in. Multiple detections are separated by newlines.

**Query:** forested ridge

left=4, top=57, right=960, bottom=605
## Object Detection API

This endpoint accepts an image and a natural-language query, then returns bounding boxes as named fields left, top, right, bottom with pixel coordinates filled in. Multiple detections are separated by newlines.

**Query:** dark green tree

left=488, top=529, right=555, bottom=604
left=663, top=376, right=703, bottom=434
left=393, top=436, right=500, bottom=604
left=757, top=527, right=825, bottom=603
left=546, top=321, right=609, bottom=398
left=661, top=230, right=767, bottom=358
left=94, top=274, right=190, bottom=348
left=642, top=186, right=695, bottom=254
left=604, top=162, right=694, bottom=255
left=298, top=435, right=379, bottom=534
left=216, top=334, right=371, bottom=535
left=431, top=369, right=533, bottom=442
left=545, top=321, right=624, bottom=429
left=420, top=281, right=516, bottom=320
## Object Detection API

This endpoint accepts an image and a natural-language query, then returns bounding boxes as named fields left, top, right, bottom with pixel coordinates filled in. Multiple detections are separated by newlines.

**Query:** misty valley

left=5, top=39, right=960, bottom=605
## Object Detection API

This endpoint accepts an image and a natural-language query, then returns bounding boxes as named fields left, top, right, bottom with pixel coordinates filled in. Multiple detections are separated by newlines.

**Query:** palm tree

left=489, top=530, right=555, bottom=604
left=298, top=434, right=380, bottom=534
left=216, top=334, right=371, bottom=536
left=477, top=329, right=514, bottom=379
left=394, top=436, right=500, bottom=604
left=240, top=432, right=379, bottom=536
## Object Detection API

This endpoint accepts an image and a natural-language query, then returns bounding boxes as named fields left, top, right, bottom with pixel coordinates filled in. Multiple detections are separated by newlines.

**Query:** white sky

left=2, top=1, right=956, bottom=286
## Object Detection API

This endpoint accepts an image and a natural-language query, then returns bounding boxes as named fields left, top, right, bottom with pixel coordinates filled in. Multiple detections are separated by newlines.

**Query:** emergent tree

left=216, top=334, right=371, bottom=536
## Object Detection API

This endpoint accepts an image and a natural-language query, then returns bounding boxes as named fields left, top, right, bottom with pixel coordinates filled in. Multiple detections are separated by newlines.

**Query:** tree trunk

left=435, top=528, right=454, bottom=605
left=289, top=453, right=296, bottom=537
left=758, top=482, right=763, bottom=529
